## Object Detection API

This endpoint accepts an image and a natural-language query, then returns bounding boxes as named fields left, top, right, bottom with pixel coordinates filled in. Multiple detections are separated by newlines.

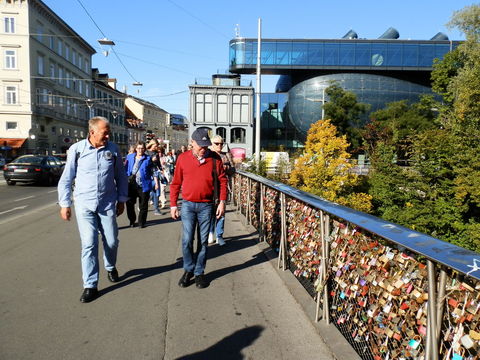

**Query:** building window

left=5, top=85, right=17, bottom=104
left=49, top=63, right=55, bottom=80
left=37, top=55, right=44, bottom=75
left=195, top=94, right=204, bottom=122
left=216, top=127, right=226, bottom=139
left=49, top=33, right=55, bottom=49
left=232, top=95, right=250, bottom=123
left=84, top=59, right=89, bottom=73
left=65, top=44, right=70, bottom=61
left=72, top=48, right=77, bottom=66
left=36, top=88, right=51, bottom=105
left=57, top=39, right=63, bottom=56
left=36, top=23, right=43, bottom=42
left=51, top=126, right=56, bottom=134
left=78, top=79, right=83, bottom=95
left=4, top=17, right=14, bottom=33
left=4, top=49, right=16, bottom=69
left=85, top=83, right=90, bottom=97
left=6, top=121, right=17, bottom=130
left=78, top=54, right=82, bottom=69
left=217, top=94, right=228, bottom=123
left=58, top=66, right=64, bottom=85
left=241, top=95, right=249, bottom=123
left=230, top=127, right=246, bottom=144
left=65, top=71, right=71, bottom=88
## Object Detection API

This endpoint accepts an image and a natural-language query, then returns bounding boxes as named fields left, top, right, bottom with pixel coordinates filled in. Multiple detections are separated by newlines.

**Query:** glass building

left=229, top=29, right=460, bottom=151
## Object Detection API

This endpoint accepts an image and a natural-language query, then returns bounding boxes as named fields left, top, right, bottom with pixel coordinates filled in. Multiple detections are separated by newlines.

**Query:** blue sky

left=43, top=0, right=474, bottom=118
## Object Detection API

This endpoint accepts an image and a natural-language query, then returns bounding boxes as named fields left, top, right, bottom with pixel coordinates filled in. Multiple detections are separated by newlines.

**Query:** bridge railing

left=232, top=170, right=480, bottom=360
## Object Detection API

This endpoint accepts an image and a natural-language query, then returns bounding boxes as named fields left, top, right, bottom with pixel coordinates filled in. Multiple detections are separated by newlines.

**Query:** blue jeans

left=75, top=206, right=119, bottom=288
left=210, top=214, right=225, bottom=240
left=151, top=189, right=160, bottom=212
left=180, top=200, right=213, bottom=276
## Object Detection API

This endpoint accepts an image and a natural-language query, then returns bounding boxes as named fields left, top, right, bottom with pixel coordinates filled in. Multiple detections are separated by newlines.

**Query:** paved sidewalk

left=0, top=203, right=336, bottom=359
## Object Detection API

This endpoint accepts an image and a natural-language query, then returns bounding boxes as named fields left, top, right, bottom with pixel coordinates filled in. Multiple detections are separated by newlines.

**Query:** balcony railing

left=232, top=170, right=480, bottom=360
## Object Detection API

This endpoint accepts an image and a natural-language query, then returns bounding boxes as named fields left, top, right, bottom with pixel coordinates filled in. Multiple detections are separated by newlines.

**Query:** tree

left=364, top=96, right=437, bottom=162
left=289, top=119, right=372, bottom=212
left=322, top=84, right=370, bottom=151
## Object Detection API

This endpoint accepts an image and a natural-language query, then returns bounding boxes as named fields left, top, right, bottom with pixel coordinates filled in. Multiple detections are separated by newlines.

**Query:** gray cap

left=191, top=128, right=211, bottom=147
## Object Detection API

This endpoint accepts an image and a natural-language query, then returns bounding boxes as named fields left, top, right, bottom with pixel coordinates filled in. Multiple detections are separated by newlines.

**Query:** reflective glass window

left=403, top=44, right=418, bottom=66
left=324, top=43, right=338, bottom=65
left=419, top=44, right=435, bottom=67
left=245, top=41, right=256, bottom=65
left=261, top=41, right=276, bottom=65
left=386, top=43, right=402, bottom=66
left=355, top=44, right=370, bottom=66
left=292, top=42, right=308, bottom=65
left=370, top=44, right=385, bottom=67
left=308, top=43, right=323, bottom=65
left=339, top=43, right=355, bottom=65
left=276, top=42, right=291, bottom=65
left=434, top=44, right=450, bottom=61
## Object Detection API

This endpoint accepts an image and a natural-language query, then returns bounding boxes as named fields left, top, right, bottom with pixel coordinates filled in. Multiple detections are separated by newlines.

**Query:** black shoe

left=178, top=271, right=193, bottom=287
left=107, top=268, right=119, bottom=283
left=139, top=224, right=146, bottom=228
left=80, top=288, right=98, bottom=303
left=129, top=222, right=136, bottom=228
left=195, top=274, right=209, bottom=289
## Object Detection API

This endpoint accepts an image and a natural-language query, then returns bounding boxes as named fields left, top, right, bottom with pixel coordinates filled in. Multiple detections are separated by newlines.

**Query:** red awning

left=0, top=138, right=27, bottom=149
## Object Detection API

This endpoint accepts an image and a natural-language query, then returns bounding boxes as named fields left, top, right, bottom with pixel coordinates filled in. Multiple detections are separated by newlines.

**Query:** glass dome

left=287, top=73, right=433, bottom=135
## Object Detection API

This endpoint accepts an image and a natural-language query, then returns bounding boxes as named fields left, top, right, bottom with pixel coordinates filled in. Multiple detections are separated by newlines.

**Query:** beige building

left=125, top=95, right=169, bottom=149
left=0, top=0, right=95, bottom=157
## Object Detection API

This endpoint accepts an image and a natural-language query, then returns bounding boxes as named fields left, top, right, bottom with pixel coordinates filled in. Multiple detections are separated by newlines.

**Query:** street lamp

left=85, top=98, right=95, bottom=118
left=111, top=110, right=119, bottom=119
left=98, top=37, right=115, bottom=46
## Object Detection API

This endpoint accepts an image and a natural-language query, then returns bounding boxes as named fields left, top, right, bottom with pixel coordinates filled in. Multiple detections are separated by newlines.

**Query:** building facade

left=0, top=0, right=95, bottom=156
left=91, top=69, right=128, bottom=153
left=229, top=29, right=460, bottom=151
left=189, top=74, right=254, bottom=157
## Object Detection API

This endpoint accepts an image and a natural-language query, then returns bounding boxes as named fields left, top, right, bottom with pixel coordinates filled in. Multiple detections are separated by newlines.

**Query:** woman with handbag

left=125, top=141, right=153, bottom=228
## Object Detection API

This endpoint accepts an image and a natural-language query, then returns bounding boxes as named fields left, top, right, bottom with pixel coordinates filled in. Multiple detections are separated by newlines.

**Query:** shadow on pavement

left=206, top=251, right=268, bottom=284
left=175, top=325, right=264, bottom=360
left=99, top=260, right=183, bottom=296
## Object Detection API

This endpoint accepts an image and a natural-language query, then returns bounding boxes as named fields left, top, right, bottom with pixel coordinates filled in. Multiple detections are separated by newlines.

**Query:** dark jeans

left=126, top=182, right=150, bottom=226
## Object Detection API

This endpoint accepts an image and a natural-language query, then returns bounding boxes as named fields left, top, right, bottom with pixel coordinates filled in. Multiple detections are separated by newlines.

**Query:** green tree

left=322, top=84, right=370, bottom=151
left=364, top=96, right=437, bottom=162
left=289, top=119, right=372, bottom=212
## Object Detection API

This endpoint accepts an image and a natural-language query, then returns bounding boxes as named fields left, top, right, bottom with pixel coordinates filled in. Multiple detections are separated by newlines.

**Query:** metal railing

left=232, top=170, right=480, bottom=360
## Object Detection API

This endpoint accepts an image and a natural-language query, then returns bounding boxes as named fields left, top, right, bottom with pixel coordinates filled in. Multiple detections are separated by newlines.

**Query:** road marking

left=0, top=205, right=28, bottom=215
left=47, top=190, right=57, bottom=193
left=14, top=195, right=35, bottom=202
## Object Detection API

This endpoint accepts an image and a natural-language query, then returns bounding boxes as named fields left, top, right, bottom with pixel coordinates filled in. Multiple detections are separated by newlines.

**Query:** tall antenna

left=235, top=24, right=240, bottom=38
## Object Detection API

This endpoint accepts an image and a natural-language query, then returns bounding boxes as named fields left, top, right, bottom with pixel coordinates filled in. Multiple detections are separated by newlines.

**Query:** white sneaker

left=217, top=237, right=226, bottom=246
left=208, top=233, right=215, bottom=244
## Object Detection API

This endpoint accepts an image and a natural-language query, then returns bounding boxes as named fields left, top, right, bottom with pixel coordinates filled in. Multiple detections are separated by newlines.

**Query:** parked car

left=54, top=153, right=68, bottom=165
left=3, top=155, right=64, bottom=186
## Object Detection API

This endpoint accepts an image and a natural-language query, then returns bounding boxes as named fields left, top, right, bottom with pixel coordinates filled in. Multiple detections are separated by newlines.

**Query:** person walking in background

left=170, top=128, right=228, bottom=289
left=146, top=139, right=162, bottom=215
left=208, top=135, right=234, bottom=246
left=125, top=141, right=153, bottom=228
left=58, top=116, right=128, bottom=303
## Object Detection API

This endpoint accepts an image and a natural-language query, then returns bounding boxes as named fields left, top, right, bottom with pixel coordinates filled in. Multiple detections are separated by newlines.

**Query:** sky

left=42, top=0, right=475, bottom=118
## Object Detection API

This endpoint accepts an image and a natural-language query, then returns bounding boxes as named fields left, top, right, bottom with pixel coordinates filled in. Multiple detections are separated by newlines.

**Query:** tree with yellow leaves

left=289, top=119, right=372, bottom=213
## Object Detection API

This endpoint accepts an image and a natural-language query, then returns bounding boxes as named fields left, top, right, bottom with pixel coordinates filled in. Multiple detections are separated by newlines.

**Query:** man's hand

left=171, top=207, right=179, bottom=220
left=116, top=202, right=125, bottom=216
left=60, top=207, right=71, bottom=221
left=216, top=201, right=225, bottom=219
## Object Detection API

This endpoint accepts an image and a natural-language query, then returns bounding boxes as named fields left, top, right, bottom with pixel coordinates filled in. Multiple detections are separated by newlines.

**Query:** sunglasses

left=213, top=142, right=224, bottom=146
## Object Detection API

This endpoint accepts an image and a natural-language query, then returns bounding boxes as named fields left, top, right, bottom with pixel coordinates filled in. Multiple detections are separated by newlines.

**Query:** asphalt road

left=0, top=186, right=337, bottom=360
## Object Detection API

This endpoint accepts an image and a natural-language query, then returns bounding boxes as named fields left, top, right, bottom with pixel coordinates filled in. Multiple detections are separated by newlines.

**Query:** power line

left=75, top=0, right=140, bottom=84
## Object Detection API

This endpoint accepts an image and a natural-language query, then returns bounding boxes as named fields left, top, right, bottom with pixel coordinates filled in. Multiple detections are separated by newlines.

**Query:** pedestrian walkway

left=0, top=202, right=339, bottom=359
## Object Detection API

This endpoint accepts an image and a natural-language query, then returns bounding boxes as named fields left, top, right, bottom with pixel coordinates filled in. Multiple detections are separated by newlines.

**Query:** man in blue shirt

left=58, top=117, right=129, bottom=303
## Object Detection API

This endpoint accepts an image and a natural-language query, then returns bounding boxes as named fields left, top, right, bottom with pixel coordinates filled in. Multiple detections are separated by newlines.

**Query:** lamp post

left=85, top=98, right=95, bottom=118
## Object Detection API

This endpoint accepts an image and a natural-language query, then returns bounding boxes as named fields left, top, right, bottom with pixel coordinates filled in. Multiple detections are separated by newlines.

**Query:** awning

left=0, top=138, right=27, bottom=149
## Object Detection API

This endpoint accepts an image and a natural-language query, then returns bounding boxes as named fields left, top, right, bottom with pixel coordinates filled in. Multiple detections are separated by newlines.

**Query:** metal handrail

left=236, top=169, right=480, bottom=281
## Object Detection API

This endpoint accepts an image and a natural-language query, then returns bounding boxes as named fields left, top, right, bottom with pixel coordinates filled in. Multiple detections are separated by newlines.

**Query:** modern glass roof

left=229, top=38, right=460, bottom=74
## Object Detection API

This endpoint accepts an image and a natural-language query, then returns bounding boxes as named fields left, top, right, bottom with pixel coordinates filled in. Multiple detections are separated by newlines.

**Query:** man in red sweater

left=170, top=128, right=228, bottom=288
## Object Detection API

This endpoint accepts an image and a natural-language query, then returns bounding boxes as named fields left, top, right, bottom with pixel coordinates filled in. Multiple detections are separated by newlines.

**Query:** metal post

left=246, top=178, right=251, bottom=224
left=259, top=184, right=265, bottom=242
left=436, top=268, right=447, bottom=342
left=323, top=214, right=330, bottom=324
left=254, top=18, right=262, bottom=164
left=277, top=193, right=286, bottom=270
left=425, top=260, right=438, bottom=360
